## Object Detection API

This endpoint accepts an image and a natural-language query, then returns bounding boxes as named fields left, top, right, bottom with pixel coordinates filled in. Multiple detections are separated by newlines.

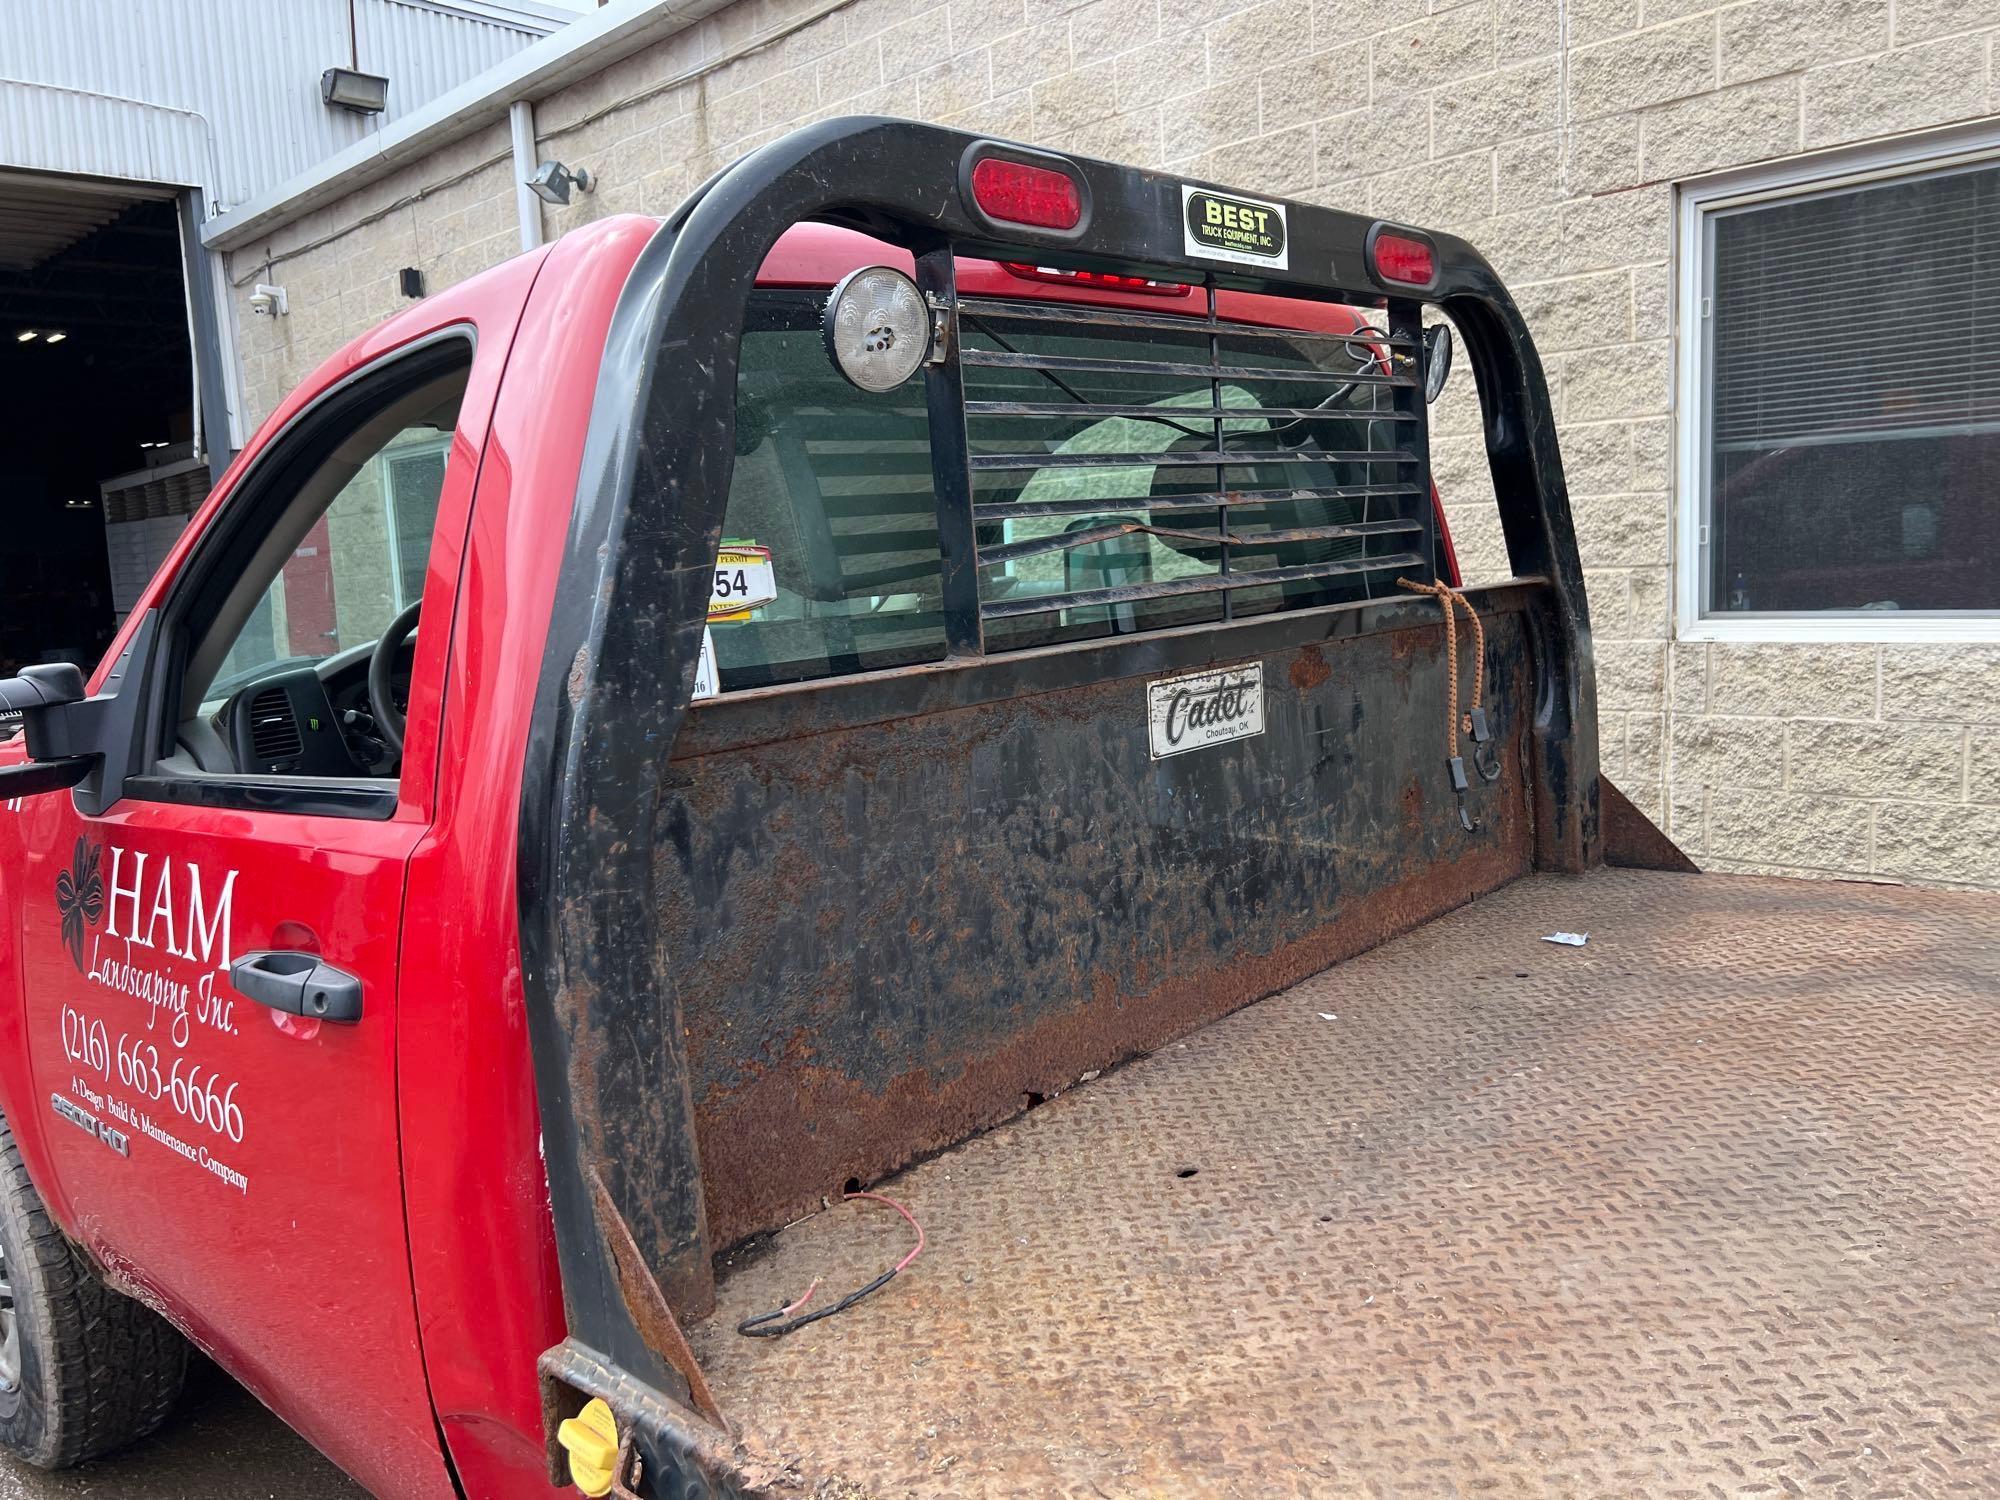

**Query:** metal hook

left=1448, top=755, right=1477, bottom=832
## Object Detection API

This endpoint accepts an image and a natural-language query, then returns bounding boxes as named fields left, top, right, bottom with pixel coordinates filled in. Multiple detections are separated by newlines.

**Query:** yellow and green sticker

left=1182, top=185, right=1289, bottom=270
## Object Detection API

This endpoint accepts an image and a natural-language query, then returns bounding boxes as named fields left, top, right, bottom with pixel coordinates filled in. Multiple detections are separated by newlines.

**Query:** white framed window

left=1675, top=127, right=2000, bottom=642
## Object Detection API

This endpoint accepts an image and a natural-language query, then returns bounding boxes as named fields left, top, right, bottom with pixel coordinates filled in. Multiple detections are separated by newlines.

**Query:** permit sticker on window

left=1182, top=186, right=1288, bottom=270
left=709, top=543, right=776, bottom=622
left=691, top=626, right=719, bottom=701
left=1146, top=663, right=1265, bottom=759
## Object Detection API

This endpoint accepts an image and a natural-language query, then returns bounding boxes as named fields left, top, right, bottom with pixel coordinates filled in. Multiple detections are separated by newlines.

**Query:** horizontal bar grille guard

left=953, top=285, right=1437, bottom=628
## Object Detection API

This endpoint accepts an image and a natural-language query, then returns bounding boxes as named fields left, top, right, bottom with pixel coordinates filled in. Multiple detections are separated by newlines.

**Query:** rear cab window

left=705, top=236, right=1434, bottom=694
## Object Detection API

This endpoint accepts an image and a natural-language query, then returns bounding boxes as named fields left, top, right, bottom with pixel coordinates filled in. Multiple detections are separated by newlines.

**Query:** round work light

left=822, top=266, right=931, bottom=393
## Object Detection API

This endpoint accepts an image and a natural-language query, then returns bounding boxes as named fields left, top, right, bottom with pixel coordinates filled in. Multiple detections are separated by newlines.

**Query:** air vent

left=247, top=687, right=302, bottom=764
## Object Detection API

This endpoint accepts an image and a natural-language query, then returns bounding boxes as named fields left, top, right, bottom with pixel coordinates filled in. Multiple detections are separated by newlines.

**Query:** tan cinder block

left=1466, top=203, right=1565, bottom=287
left=882, top=9, right=957, bottom=81
left=916, top=51, right=993, bottom=117
left=1569, top=14, right=1716, bottom=120
left=1445, top=503, right=1509, bottom=584
left=992, top=20, right=1072, bottom=92
left=1206, top=0, right=1313, bottom=85
left=1630, top=416, right=1670, bottom=489
left=1114, top=34, right=1209, bottom=110
left=1638, top=75, right=1801, bottom=179
left=1668, top=784, right=1704, bottom=854
left=1179, top=125, right=1315, bottom=197
left=1628, top=709, right=1665, bottom=782
left=1031, top=55, right=1119, bottom=133
left=1893, top=0, right=1997, bottom=41
left=1719, top=0, right=1892, bottom=84
left=1164, top=81, right=1262, bottom=160
left=1626, top=565, right=1669, bottom=638
left=1597, top=640, right=1668, bottom=711
left=1368, top=148, right=1496, bottom=227
left=1512, top=270, right=1634, bottom=352
left=1873, top=802, right=2000, bottom=885
left=1968, top=735, right=2000, bottom=804
left=1061, top=106, right=1165, bottom=165
left=1258, top=46, right=1370, bottom=133
left=1585, top=569, right=1633, bottom=637
left=1433, top=57, right=1562, bottom=155
left=1311, top=94, right=1431, bottom=186
left=1566, top=114, right=1644, bottom=194
left=1372, top=2, right=1495, bottom=96
left=1559, top=341, right=1670, bottom=421
left=1878, top=645, right=2000, bottom=726
left=1671, top=713, right=1786, bottom=790
left=1559, top=186, right=1670, bottom=275
left=1599, top=709, right=1629, bottom=780
left=1565, top=0, right=1644, bottom=47
left=1707, top=643, right=1878, bottom=719
left=1570, top=489, right=1669, bottom=567
left=1668, top=642, right=1708, bottom=715
left=1705, top=786, right=1873, bottom=872
left=1493, top=0, right=1559, bottom=61
left=1631, top=263, right=1669, bottom=340
left=1067, top=0, right=1159, bottom=63
left=950, top=0, right=1027, bottom=49
left=1786, top=720, right=1968, bottom=802
left=1801, top=34, right=1990, bottom=147
left=1494, top=133, right=1567, bottom=211
left=1557, top=422, right=1636, bottom=499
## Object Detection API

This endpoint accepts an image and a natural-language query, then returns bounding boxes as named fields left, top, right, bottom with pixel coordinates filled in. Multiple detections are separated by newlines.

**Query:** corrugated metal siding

left=0, top=0, right=555, bottom=208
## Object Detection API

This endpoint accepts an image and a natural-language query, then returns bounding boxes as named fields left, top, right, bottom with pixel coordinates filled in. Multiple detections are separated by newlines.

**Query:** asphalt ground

left=0, top=1359, right=360, bottom=1499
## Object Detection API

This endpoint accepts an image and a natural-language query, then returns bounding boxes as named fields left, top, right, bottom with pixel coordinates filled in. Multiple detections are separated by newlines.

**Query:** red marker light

left=1371, top=230, right=1437, bottom=288
left=1000, top=262, right=1191, bottom=297
left=969, top=157, right=1084, bottom=230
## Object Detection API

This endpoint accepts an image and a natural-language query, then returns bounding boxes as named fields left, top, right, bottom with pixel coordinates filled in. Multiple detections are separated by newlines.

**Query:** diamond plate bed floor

left=690, top=869, right=2000, bottom=1498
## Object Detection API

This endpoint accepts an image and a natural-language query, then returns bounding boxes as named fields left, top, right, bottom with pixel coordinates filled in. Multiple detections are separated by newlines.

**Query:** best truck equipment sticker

left=48, top=837, right=253, bottom=1195
left=1147, top=663, right=1265, bottom=758
left=1182, top=185, right=1288, bottom=270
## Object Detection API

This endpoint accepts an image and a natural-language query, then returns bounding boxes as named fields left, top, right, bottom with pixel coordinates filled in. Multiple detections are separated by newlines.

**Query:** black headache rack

left=516, top=117, right=1597, bottom=1495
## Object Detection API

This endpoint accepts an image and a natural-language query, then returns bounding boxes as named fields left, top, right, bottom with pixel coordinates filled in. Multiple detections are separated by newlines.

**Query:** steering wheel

left=368, top=601, right=421, bottom=755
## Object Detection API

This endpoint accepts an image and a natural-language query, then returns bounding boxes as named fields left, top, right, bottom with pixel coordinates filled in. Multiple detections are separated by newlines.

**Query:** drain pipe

left=510, top=99, right=543, bottom=252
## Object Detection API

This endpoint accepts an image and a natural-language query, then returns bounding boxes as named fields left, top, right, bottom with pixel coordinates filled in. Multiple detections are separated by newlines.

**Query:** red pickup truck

left=0, top=117, right=1730, bottom=1496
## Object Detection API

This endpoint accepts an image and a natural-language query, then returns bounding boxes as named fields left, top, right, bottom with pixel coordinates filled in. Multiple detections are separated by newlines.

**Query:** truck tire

left=0, top=1117, right=188, bottom=1467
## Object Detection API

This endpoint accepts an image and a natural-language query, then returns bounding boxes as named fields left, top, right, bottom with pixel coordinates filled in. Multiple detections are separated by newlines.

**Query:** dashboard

left=208, top=635, right=414, bottom=778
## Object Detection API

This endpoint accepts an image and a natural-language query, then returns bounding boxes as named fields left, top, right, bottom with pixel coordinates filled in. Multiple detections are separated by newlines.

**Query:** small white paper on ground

left=1542, top=931, right=1588, bottom=946
left=1317, top=1012, right=1337, bottom=1021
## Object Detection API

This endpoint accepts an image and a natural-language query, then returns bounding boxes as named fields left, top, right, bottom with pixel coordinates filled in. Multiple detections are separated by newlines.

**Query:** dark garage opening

left=0, top=179, right=196, bottom=678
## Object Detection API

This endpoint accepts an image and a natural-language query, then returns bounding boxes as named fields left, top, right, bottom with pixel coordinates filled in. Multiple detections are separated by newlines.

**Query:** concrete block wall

left=225, top=0, right=2000, bottom=889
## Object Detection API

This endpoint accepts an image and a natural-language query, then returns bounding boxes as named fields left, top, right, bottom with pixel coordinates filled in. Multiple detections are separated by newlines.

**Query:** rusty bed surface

left=689, top=868, right=2000, bottom=1498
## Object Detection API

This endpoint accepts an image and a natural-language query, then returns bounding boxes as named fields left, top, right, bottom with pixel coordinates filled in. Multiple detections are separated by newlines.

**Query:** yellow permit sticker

left=709, top=543, right=776, bottom=622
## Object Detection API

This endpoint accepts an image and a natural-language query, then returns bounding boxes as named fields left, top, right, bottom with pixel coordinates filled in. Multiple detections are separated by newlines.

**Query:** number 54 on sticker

left=709, top=543, right=777, bottom=622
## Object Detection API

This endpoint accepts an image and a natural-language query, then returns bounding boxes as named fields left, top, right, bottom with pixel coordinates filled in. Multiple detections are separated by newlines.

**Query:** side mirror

left=1422, top=323, right=1453, bottom=404
left=0, top=663, right=94, bottom=797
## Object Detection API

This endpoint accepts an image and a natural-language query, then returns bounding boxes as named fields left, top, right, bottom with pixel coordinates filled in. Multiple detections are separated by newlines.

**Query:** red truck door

left=11, top=299, right=525, bottom=1495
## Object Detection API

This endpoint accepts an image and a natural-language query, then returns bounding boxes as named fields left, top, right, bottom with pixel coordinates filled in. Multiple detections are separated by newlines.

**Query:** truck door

left=12, top=326, right=500, bottom=1498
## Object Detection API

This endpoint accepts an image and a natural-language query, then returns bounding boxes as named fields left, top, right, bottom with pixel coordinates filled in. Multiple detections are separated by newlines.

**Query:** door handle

left=230, top=951, right=364, bottom=1024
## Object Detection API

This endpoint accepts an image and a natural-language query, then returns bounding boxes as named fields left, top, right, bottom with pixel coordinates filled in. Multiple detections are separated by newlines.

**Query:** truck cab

left=0, top=118, right=1594, bottom=1496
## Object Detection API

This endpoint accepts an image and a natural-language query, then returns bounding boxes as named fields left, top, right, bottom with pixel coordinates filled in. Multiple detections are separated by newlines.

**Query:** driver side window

left=156, top=338, right=472, bottom=796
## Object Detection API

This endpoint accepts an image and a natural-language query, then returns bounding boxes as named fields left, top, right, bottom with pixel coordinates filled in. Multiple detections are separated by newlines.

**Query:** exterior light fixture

left=527, top=160, right=594, bottom=206
left=321, top=68, right=390, bottom=114
left=14, top=331, right=35, bottom=343
left=44, top=331, right=66, bottom=344
left=822, top=266, right=933, bottom=393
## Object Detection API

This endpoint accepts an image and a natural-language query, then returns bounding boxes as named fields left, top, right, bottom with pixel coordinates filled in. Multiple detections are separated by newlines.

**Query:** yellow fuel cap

left=556, top=1397, right=620, bottom=1497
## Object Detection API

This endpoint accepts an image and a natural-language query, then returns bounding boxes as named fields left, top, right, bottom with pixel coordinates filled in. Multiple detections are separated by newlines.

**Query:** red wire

left=844, top=1188, right=926, bottom=1273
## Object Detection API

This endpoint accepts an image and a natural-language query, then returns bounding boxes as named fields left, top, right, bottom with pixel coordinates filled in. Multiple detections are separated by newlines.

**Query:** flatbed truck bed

left=695, top=869, right=2000, bottom=1498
